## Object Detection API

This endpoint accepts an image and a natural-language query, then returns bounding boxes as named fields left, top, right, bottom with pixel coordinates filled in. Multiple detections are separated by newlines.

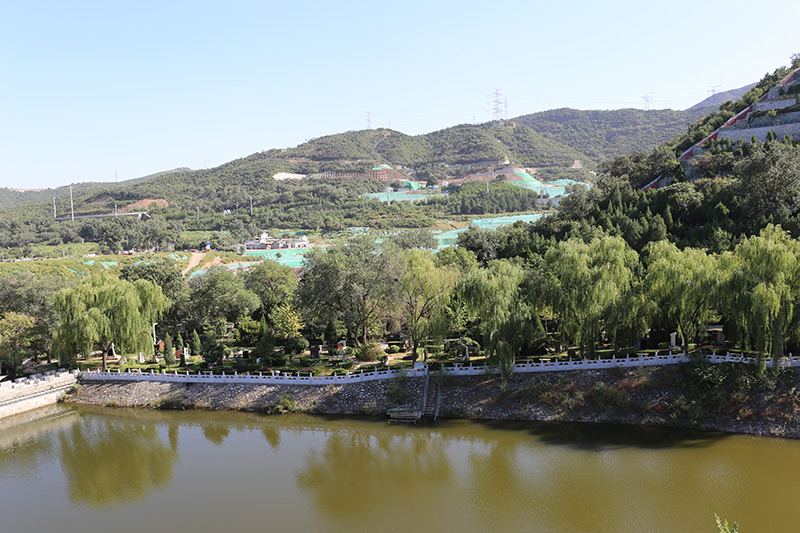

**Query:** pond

left=0, top=404, right=795, bottom=532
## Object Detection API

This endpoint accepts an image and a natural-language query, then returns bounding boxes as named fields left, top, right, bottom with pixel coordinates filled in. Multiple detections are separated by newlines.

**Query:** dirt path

left=182, top=252, right=206, bottom=276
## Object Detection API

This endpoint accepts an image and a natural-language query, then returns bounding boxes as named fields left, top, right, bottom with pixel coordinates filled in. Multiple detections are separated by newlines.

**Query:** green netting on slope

left=435, top=227, right=468, bottom=248
left=401, top=180, right=423, bottom=190
left=506, top=172, right=588, bottom=197
left=470, top=213, right=545, bottom=230
left=242, top=247, right=315, bottom=268
left=363, top=191, right=428, bottom=202
left=434, top=213, right=547, bottom=249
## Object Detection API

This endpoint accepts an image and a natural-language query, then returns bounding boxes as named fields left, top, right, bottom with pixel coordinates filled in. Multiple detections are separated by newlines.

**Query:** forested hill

left=512, top=107, right=714, bottom=163
left=0, top=168, right=191, bottom=210
left=687, top=83, right=756, bottom=110
left=0, top=122, right=594, bottom=211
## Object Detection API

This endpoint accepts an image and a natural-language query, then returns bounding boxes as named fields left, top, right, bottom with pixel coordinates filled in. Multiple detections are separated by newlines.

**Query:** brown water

left=0, top=404, right=796, bottom=532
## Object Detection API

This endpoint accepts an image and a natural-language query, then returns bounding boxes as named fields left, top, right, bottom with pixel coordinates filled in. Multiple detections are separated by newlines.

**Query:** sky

left=1, top=0, right=799, bottom=189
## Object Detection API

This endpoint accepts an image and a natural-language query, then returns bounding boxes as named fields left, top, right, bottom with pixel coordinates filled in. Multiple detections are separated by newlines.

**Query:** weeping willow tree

left=53, top=274, right=170, bottom=369
left=462, top=259, right=544, bottom=377
left=398, top=249, right=458, bottom=361
left=719, top=224, right=800, bottom=372
left=644, top=241, right=718, bottom=356
left=540, top=235, right=637, bottom=357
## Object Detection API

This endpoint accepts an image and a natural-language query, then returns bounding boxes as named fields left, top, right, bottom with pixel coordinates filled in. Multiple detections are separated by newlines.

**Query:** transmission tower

left=366, top=111, right=372, bottom=130
left=709, top=85, right=721, bottom=96
left=492, top=89, right=504, bottom=122
left=643, top=92, right=654, bottom=110
left=504, top=96, right=508, bottom=120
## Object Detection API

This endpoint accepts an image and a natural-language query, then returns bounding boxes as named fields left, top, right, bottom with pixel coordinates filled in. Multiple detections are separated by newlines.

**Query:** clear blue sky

left=2, top=0, right=798, bottom=189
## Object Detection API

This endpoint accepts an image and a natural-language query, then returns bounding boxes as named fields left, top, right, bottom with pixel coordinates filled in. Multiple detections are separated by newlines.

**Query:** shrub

left=201, top=339, right=226, bottom=367
left=387, top=345, right=400, bottom=354
left=387, top=378, right=408, bottom=404
left=357, top=343, right=383, bottom=362
left=589, top=381, right=626, bottom=409
left=267, top=395, right=297, bottom=414
left=285, top=336, right=309, bottom=355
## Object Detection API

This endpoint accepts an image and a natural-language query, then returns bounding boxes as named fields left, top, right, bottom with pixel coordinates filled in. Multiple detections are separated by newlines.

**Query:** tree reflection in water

left=201, top=424, right=230, bottom=446
left=296, top=428, right=453, bottom=520
left=59, top=415, right=178, bottom=509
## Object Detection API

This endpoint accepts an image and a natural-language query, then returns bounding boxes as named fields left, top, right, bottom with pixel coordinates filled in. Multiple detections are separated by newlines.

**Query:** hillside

left=0, top=168, right=192, bottom=211
left=3, top=102, right=734, bottom=211
left=687, top=83, right=756, bottom=110
left=512, top=107, right=713, bottom=163
left=3, top=122, right=594, bottom=213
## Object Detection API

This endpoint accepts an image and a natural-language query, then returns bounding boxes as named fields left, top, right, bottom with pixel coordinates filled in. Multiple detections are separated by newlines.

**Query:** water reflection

left=201, top=424, right=230, bottom=446
left=0, top=405, right=72, bottom=477
left=297, top=425, right=454, bottom=520
left=2, top=406, right=800, bottom=532
left=59, top=413, right=179, bottom=509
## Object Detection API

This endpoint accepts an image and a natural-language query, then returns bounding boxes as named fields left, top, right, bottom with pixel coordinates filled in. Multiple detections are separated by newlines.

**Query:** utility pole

left=250, top=196, right=253, bottom=216
left=492, top=89, right=503, bottom=122
left=196, top=206, right=200, bottom=220
left=53, top=197, right=57, bottom=220
left=69, top=186, right=74, bottom=221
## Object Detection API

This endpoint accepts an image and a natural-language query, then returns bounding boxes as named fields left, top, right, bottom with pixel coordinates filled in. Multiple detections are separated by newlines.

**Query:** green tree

left=540, top=235, right=637, bottom=356
left=53, top=275, right=170, bottom=370
left=190, top=330, right=202, bottom=361
left=736, top=143, right=800, bottom=219
left=256, top=331, right=282, bottom=366
left=390, top=229, right=437, bottom=250
left=201, top=337, right=226, bottom=367
left=398, top=249, right=457, bottom=360
left=462, top=260, right=543, bottom=375
left=244, top=260, right=298, bottom=318
left=0, top=312, right=36, bottom=379
left=189, top=267, right=261, bottom=325
left=297, top=238, right=402, bottom=346
left=236, top=315, right=268, bottom=347
left=645, top=241, right=718, bottom=355
left=119, top=257, right=185, bottom=302
left=176, top=332, right=185, bottom=365
left=719, top=224, right=800, bottom=370
left=0, top=270, right=68, bottom=364
left=269, top=302, right=304, bottom=340
left=163, top=334, right=175, bottom=367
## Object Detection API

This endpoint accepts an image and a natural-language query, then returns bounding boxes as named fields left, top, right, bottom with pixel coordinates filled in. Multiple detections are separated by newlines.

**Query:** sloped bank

left=68, top=378, right=426, bottom=416
left=68, top=363, right=800, bottom=438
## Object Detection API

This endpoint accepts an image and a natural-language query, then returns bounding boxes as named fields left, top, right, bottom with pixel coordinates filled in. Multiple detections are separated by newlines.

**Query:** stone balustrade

left=79, top=351, right=796, bottom=387
left=0, top=370, right=80, bottom=418
left=0, top=370, right=80, bottom=403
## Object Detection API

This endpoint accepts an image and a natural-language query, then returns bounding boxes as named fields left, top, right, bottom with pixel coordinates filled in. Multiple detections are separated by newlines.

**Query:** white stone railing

left=77, top=351, right=799, bottom=387
left=80, top=366, right=427, bottom=386
left=0, top=370, right=80, bottom=403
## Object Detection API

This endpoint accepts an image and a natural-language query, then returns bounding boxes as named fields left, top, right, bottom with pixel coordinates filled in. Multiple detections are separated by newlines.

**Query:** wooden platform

left=386, top=406, right=423, bottom=423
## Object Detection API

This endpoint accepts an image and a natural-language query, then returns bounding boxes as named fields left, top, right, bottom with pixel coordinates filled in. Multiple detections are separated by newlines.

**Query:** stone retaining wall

left=0, top=370, right=79, bottom=419
left=69, top=377, right=426, bottom=416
